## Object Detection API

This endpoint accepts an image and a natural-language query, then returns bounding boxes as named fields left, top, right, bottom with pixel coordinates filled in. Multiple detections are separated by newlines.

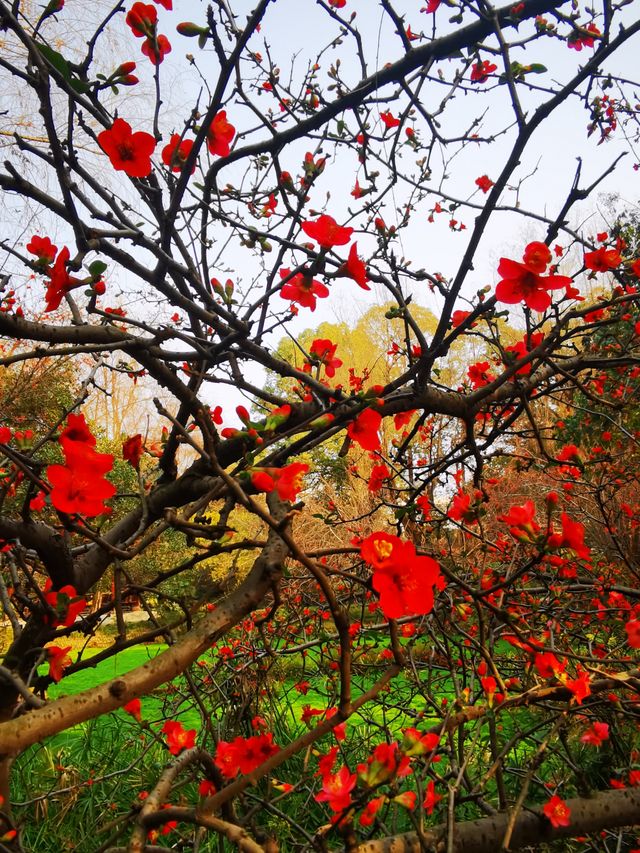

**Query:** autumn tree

left=0, top=0, right=640, bottom=851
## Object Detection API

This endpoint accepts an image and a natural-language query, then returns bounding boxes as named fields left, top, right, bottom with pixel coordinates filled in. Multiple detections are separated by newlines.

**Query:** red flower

left=315, top=766, right=357, bottom=812
left=141, top=33, right=171, bottom=65
left=542, top=795, right=571, bottom=828
left=448, top=491, right=479, bottom=525
left=215, top=739, right=241, bottom=778
left=347, top=408, right=382, bottom=451
left=43, top=579, right=86, bottom=627
left=504, top=332, right=544, bottom=374
left=44, top=247, right=83, bottom=312
left=625, top=619, right=640, bottom=648
left=47, top=645, right=72, bottom=682
left=124, top=698, right=142, bottom=722
left=499, top=500, right=540, bottom=542
left=360, top=532, right=442, bottom=620
left=308, top=338, right=343, bottom=377
left=475, top=174, right=494, bottom=193
left=584, top=246, right=621, bottom=271
left=360, top=531, right=399, bottom=570
left=568, top=22, right=600, bottom=51
left=302, top=215, right=354, bottom=250
left=126, top=2, right=157, bottom=38
left=279, top=268, right=329, bottom=311
left=373, top=547, right=441, bottom=619
left=198, top=779, right=216, bottom=797
left=380, top=111, right=400, bottom=130
left=250, top=462, right=309, bottom=502
left=328, top=0, right=346, bottom=7
left=564, top=668, right=591, bottom=704
left=234, top=733, right=279, bottom=774
left=547, top=512, right=590, bottom=559
left=338, top=242, right=370, bottom=290
left=451, top=310, right=473, bottom=328
left=534, top=652, right=565, bottom=679
left=60, top=412, right=96, bottom=447
left=368, top=463, right=390, bottom=493
left=207, top=110, right=235, bottom=157
left=27, top=235, right=57, bottom=265
left=162, top=721, right=197, bottom=754
left=422, top=0, right=441, bottom=10
left=581, top=721, right=609, bottom=746
left=47, top=440, right=116, bottom=518
left=495, top=241, right=572, bottom=311
left=423, top=780, right=442, bottom=815
left=470, top=60, right=497, bottom=83
left=98, top=118, right=156, bottom=178
left=467, top=360, right=494, bottom=388
left=123, top=434, right=144, bottom=469
left=360, top=796, right=385, bottom=826
left=154, top=0, right=172, bottom=8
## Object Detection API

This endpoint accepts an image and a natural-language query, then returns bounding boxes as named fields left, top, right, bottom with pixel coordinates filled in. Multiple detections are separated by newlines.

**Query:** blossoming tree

left=0, top=0, right=640, bottom=850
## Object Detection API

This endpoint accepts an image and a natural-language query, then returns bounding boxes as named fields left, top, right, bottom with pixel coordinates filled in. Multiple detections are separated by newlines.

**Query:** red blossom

left=499, top=500, right=541, bottom=542
left=98, top=118, right=156, bottom=178
left=27, top=235, right=57, bottom=265
left=123, top=434, right=144, bottom=469
left=347, top=408, right=382, bottom=451
left=126, top=2, right=157, bottom=38
left=495, top=241, right=573, bottom=311
left=360, top=796, right=385, bottom=826
left=207, top=111, right=235, bottom=157
left=423, top=780, right=442, bottom=814
left=563, top=668, right=591, bottom=704
left=47, top=438, right=116, bottom=518
left=43, top=579, right=86, bottom=628
left=568, top=23, right=600, bottom=51
left=360, top=532, right=442, bottom=619
left=380, top=111, right=400, bottom=130
left=302, top=214, right=354, bottom=250
left=470, top=60, right=497, bottom=83
left=542, top=795, right=571, bottom=827
left=368, top=463, right=390, bottom=493
left=250, top=462, right=309, bottom=501
left=279, top=268, right=329, bottom=311
left=315, top=766, right=357, bottom=812
left=308, top=338, right=343, bottom=377
left=47, top=645, right=72, bottom=682
left=584, top=246, right=622, bottom=271
left=162, top=720, right=197, bottom=754
left=124, top=698, right=142, bottom=722
left=625, top=618, right=640, bottom=648
left=44, top=247, right=83, bottom=313
left=475, top=174, right=494, bottom=193
left=60, top=413, right=96, bottom=447
left=141, top=33, right=171, bottom=65
left=467, top=360, right=495, bottom=388
left=338, top=242, right=370, bottom=289
left=162, top=134, right=195, bottom=172
left=581, top=721, right=609, bottom=746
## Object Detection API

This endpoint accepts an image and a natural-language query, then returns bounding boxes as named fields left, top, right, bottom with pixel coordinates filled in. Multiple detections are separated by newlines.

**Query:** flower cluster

left=495, top=241, right=573, bottom=311
left=46, top=413, right=115, bottom=517
left=359, top=531, right=443, bottom=619
left=214, top=733, right=279, bottom=778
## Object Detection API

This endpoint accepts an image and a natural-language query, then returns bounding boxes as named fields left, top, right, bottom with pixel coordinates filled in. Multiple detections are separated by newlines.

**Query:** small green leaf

left=37, top=43, right=71, bottom=80
left=88, top=260, right=107, bottom=277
